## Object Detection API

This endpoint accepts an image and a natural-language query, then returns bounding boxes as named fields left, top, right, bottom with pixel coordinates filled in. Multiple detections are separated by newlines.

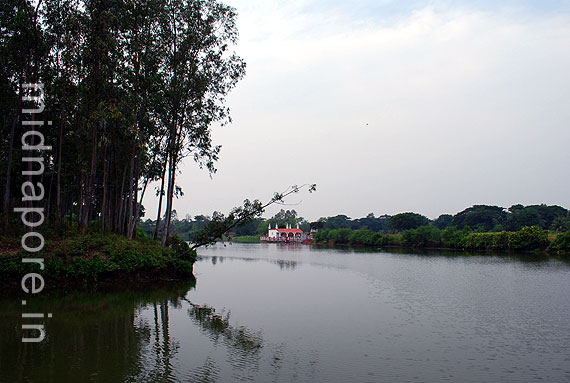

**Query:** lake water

left=1, top=243, right=570, bottom=382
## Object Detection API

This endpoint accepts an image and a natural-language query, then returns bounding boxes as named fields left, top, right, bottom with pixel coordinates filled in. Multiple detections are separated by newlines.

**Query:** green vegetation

left=1, top=0, right=245, bottom=244
left=0, top=233, right=196, bottom=287
left=315, top=225, right=570, bottom=253
left=232, top=235, right=260, bottom=243
left=315, top=229, right=402, bottom=248
left=312, top=204, right=570, bottom=234
left=139, top=208, right=312, bottom=243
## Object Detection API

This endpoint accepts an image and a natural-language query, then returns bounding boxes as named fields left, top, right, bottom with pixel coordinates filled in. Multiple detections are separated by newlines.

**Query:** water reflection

left=203, top=255, right=298, bottom=271
left=0, top=279, right=265, bottom=383
left=275, top=260, right=297, bottom=271
left=184, top=297, right=263, bottom=351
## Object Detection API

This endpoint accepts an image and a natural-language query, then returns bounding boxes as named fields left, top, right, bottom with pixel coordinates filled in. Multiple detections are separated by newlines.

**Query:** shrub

left=549, top=231, right=570, bottom=251
left=166, top=235, right=197, bottom=262
left=491, top=231, right=510, bottom=250
left=314, top=229, right=330, bottom=243
left=441, top=227, right=465, bottom=248
left=328, top=228, right=352, bottom=244
left=402, top=226, right=442, bottom=248
left=348, top=229, right=376, bottom=246
left=375, top=234, right=402, bottom=247
left=509, top=226, right=549, bottom=250
left=464, top=233, right=494, bottom=250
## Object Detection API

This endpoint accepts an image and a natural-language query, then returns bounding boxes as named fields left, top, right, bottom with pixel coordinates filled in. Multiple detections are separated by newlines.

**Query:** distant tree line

left=313, top=204, right=570, bottom=233
left=312, top=204, right=570, bottom=252
left=315, top=225, right=570, bottom=252
left=139, top=204, right=570, bottom=248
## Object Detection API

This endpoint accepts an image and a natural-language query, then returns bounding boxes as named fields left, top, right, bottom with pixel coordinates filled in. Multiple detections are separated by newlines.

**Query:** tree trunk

left=153, top=160, right=167, bottom=240
left=2, top=103, right=19, bottom=234
left=81, top=123, right=97, bottom=234
left=101, top=142, right=108, bottom=233
left=55, top=101, right=65, bottom=230
left=117, top=164, right=127, bottom=235
left=131, top=160, right=140, bottom=239
left=126, top=140, right=136, bottom=239
left=161, top=151, right=176, bottom=246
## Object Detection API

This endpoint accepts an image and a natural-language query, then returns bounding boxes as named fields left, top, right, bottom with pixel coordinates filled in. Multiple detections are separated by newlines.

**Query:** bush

left=441, top=227, right=466, bottom=248
left=0, top=233, right=197, bottom=286
left=328, top=228, right=352, bottom=244
left=490, top=231, right=510, bottom=250
left=375, top=233, right=402, bottom=247
left=348, top=229, right=376, bottom=246
left=549, top=231, right=570, bottom=251
left=508, top=226, right=549, bottom=250
left=313, top=229, right=329, bottom=242
left=402, top=226, right=442, bottom=248
left=464, top=232, right=494, bottom=250
left=166, top=235, right=197, bottom=262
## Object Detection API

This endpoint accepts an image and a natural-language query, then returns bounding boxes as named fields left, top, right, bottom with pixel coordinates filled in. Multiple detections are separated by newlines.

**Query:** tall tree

left=159, top=0, right=246, bottom=245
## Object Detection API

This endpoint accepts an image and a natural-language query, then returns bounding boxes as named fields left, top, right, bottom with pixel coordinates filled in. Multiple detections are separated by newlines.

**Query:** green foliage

left=314, top=228, right=401, bottom=247
left=166, top=235, right=197, bottom=263
left=188, top=184, right=316, bottom=249
left=232, top=235, right=260, bottom=243
left=433, top=214, right=453, bottom=230
left=313, top=229, right=330, bottom=243
left=402, top=226, right=442, bottom=248
left=348, top=229, right=377, bottom=247
left=327, top=228, right=353, bottom=244
left=461, top=226, right=548, bottom=251
left=389, top=212, right=430, bottom=232
left=548, top=231, right=570, bottom=251
left=451, top=205, right=507, bottom=232
left=0, top=234, right=196, bottom=286
left=508, top=226, right=549, bottom=250
left=550, top=215, right=570, bottom=232
left=312, top=225, right=556, bottom=253
left=441, top=227, right=468, bottom=248
left=505, top=204, right=568, bottom=231
left=233, top=218, right=265, bottom=236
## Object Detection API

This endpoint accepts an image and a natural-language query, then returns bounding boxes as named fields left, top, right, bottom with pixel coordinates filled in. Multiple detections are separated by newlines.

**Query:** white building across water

left=261, top=223, right=313, bottom=243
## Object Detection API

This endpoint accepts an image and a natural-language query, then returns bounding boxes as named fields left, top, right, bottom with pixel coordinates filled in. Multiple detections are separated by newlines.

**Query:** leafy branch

left=189, top=184, right=316, bottom=250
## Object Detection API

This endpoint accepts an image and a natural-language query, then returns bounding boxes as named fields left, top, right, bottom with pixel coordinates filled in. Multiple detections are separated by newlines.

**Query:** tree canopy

left=1, top=0, right=246, bottom=243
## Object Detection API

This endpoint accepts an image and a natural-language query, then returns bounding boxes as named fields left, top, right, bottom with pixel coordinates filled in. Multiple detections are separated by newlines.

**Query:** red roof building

left=261, top=223, right=313, bottom=243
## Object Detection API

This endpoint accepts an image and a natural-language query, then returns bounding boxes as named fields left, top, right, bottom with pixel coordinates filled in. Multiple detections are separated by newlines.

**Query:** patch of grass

left=232, top=235, right=260, bottom=243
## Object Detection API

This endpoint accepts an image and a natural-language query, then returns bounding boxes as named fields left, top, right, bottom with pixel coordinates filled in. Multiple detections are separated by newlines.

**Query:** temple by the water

left=260, top=223, right=313, bottom=243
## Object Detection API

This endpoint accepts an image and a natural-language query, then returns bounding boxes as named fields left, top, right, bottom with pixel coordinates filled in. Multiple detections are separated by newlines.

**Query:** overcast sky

left=143, top=0, right=570, bottom=222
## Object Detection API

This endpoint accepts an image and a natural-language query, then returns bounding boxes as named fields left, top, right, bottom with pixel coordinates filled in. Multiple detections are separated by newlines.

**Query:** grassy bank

left=0, top=234, right=196, bottom=288
left=314, top=226, right=570, bottom=253
left=232, top=235, right=261, bottom=243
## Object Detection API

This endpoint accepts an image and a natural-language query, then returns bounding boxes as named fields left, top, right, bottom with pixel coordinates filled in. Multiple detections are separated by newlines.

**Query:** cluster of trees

left=315, top=226, right=570, bottom=252
left=1, top=0, right=245, bottom=245
left=313, top=204, right=570, bottom=234
left=312, top=204, right=570, bottom=252
left=139, top=208, right=311, bottom=241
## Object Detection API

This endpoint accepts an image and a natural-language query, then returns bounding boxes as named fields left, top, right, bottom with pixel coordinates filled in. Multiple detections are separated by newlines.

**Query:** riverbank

left=0, top=233, right=196, bottom=289
left=314, top=226, right=570, bottom=254
left=231, top=235, right=261, bottom=243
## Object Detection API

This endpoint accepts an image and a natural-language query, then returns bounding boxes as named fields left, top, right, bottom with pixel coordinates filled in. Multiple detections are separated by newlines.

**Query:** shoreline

left=0, top=233, right=196, bottom=291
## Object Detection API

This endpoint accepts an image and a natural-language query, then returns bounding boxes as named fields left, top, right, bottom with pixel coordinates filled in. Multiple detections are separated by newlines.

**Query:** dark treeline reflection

left=205, top=255, right=297, bottom=271
left=0, top=280, right=264, bottom=383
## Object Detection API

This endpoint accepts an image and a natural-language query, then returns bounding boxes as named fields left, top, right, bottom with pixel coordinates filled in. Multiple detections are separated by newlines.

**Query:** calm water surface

left=1, top=243, right=570, bottom=382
